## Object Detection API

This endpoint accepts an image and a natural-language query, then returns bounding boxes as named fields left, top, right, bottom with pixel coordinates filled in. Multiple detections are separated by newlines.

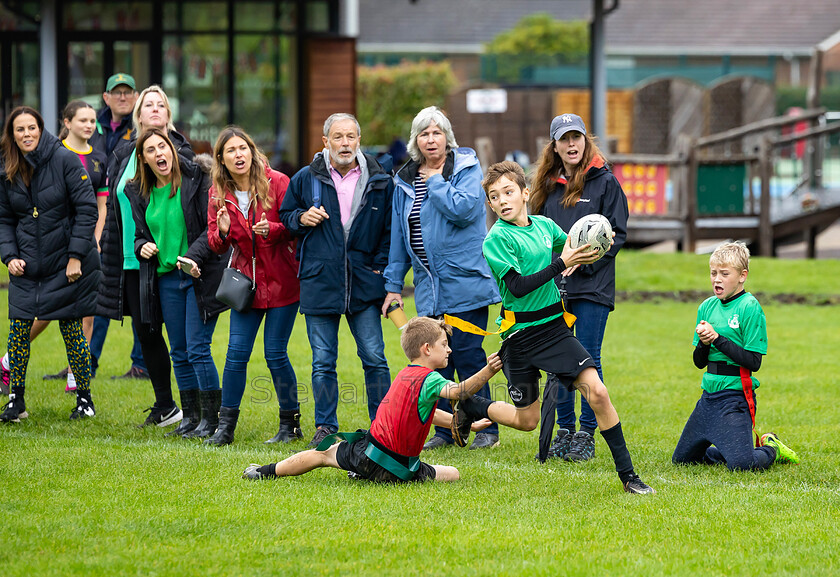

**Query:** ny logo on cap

left=561, top=114, right=573, bottom=123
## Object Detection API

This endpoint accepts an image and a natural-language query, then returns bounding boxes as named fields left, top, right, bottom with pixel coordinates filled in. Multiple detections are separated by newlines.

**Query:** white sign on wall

left=466, top=89, right=508, bottom=114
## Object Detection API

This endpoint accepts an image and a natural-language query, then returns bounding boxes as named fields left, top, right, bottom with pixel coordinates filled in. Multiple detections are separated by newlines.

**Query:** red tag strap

left=739, top=366, right=759, bottom=447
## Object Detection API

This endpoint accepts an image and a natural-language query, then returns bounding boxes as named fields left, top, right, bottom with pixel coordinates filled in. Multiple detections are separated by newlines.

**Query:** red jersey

left=369, top=365, right=443, bottom=458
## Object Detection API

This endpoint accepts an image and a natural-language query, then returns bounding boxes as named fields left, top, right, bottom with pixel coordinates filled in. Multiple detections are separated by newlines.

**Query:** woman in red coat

left=205, top=126, right=300, bottom=445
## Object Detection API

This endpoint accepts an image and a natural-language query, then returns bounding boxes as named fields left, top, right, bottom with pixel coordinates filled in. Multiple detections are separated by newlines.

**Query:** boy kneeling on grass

left=243, top=316, right=500, bottom=483
left=449, top=160, right=654, bottom=494
left=672, top=241, right=798, bottom=470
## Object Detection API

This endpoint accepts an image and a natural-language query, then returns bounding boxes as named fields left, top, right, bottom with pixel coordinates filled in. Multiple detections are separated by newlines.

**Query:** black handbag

left=215, top=208, right=257, bottom=313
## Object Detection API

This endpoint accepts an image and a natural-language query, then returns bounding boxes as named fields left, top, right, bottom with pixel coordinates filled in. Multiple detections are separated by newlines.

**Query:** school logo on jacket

left=92, top=160, right=102, bottom=174
left=728, top=314, right=739, bottom=329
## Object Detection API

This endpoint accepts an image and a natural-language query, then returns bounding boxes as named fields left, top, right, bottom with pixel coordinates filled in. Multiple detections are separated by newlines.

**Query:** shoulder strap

left=312, top=176, right=321, bottom=207
left=249, top=201, right=257, bottom=287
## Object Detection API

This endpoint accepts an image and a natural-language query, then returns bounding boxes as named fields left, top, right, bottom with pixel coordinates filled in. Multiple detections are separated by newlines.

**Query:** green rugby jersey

left=693, top=292, right=767, bottom=393
left=482, top=215, right=568, bottom=338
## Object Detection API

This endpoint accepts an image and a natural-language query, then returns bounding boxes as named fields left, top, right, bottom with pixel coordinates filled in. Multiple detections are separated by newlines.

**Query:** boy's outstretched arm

left=439, top=353, right=503, bottom=401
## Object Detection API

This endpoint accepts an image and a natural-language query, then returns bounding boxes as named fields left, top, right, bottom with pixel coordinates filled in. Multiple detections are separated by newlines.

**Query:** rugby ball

left=567, top=214, right=613, bottom=260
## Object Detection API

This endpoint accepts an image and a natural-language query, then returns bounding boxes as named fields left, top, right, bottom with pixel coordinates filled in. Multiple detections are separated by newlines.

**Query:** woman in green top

left=129, top=128, right=228, bottom=439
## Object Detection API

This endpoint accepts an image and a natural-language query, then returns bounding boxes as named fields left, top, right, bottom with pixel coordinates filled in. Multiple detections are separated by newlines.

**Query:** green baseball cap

left=106, top=73, right=136, bottom=92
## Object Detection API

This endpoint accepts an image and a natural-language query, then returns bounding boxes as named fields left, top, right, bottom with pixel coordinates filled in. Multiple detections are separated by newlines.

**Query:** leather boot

left=264, top=408, right=303, bottom=444
left=204, top=406, right=239, bottom=446
left=165, top=389, right=200, bottom=437
left=184, top=389, right=221, bottom=439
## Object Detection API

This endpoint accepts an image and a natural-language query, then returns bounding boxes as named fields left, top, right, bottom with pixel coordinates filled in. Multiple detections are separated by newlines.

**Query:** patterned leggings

left=7, top=318, right=91, bottom=393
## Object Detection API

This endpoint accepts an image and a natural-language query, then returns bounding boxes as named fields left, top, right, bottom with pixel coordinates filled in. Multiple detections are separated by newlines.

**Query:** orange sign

left=613, top=163, right=668, bottom=215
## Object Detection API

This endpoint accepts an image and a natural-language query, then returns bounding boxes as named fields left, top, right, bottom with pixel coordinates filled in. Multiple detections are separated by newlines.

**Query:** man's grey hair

left=407, top=106, right=458, bottom=162
left=323, top=113, right=361, bottom=138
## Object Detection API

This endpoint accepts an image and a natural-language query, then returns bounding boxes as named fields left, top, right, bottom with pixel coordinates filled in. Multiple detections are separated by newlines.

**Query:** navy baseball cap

left=550, top=113, right=586, bottom=140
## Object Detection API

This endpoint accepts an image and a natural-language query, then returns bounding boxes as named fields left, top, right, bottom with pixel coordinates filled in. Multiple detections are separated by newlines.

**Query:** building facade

left=1, top=0, right=359, bottom=169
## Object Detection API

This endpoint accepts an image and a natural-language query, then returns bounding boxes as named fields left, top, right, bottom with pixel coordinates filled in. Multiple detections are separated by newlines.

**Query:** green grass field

left=2, top=251, right=839, bottom=576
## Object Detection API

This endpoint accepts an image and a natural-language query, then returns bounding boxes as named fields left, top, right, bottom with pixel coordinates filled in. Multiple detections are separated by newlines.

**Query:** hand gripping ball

left=567, top=214, right=613, bottom=260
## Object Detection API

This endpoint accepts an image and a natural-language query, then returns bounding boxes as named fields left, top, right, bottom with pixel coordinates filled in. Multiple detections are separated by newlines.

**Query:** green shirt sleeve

left=550, top=219, right=568, bottom=253
left=417, top=371, right=453, bottom=423
left=483, top=229, right=520, bottom=280
left=740, top=299, right=768, bottom=354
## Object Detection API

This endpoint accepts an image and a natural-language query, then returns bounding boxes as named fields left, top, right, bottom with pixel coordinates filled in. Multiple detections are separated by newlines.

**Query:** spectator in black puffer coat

left=0, top=106, right=101, bottom=422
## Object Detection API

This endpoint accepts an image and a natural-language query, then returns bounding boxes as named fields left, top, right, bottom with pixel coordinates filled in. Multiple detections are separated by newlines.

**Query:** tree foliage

left=484, top=13, right=589, bottom=83
left=486, top=13, right=589, bottom=58
left=357, top=60, right=456, bottom=147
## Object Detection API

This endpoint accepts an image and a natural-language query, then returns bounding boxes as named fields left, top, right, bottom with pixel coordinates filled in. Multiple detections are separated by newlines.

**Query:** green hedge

left=357, top=61, right=457, bottom=147
left=776, top=85, right=840, bottom=114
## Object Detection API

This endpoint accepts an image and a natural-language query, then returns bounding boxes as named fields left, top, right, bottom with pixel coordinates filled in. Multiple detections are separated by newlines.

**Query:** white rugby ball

left=567, top=214, right=613, bottom=260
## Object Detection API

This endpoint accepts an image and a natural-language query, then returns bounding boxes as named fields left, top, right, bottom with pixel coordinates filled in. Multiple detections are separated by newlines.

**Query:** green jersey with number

left=483, top=215, right=568, bottom=338
left=693, top=292, right=767, bottom=393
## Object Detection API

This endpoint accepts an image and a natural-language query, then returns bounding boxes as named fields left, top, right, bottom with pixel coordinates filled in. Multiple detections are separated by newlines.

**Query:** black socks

left=600, top=422, right=635, bottom=483
left=258, top=464, right=278, bottom=478
left=463, top=395, right=493, bottom=420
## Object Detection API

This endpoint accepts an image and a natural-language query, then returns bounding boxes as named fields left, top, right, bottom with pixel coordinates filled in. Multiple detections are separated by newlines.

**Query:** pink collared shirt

left=329, top=164, right=361, bottom=225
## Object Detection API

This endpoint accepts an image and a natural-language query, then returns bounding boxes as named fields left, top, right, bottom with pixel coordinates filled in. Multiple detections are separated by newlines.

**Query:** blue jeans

left=157, top=270, right=219, bottom=392
left=556, top=299, right=609, bottom=433
left=672, top=389, right=775, bottom=471
left=305, top=305, right=390, bottom=430
left=88, top=315, right=147, bottom=374
left=432, top=306, right=498, bottom=441
left=221, top=303, right=300, bottom=410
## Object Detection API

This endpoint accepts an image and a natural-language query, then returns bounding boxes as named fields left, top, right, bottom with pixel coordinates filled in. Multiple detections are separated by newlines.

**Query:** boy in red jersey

left=242, top=317, right=501, bottom=482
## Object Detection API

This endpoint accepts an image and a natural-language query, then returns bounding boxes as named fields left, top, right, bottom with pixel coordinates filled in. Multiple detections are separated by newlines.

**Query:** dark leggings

left=672, top=389, right=775, bottom=471
left=8, top=318, right=90, bottom=392
left=122, top=269, right=175, bottom=408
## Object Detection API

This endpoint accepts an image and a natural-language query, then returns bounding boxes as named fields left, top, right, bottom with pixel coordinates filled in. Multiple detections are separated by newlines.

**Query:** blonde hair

left=400, top=317, right=452, bottom=360
left=132, top=85, right=176, bottom=134
left=710, top=241, right=750, bottom=272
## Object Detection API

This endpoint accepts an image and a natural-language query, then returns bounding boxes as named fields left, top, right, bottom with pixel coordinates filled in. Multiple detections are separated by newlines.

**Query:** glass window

left=1, top=2, right=39, bottom=31
left=186, top=2, right=228, bottom=31
left=114, top=41, right=151, bottom=94
left=233, top=34, right=297, bottom=168
left=163, top=34, right=229, bottom=153
left=234, top=1, right=297, bottom=32
left=5, top=42, right=40, bottom=115
left=306, top=1, right=330, bottom=32
left=63, top=2, right=152, bottom=31
left=235, top=2, right=273, bottom=31
left=67, top=42, right=104, bottom=102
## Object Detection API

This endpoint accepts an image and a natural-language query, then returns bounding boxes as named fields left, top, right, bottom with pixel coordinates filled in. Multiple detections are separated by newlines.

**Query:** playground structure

left=616, top=108, right=840, bottom=256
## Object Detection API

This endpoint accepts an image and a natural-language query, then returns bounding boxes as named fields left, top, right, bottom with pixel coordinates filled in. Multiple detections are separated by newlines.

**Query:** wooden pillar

left=683, top=140, right=697, bottom=253
left=758, top=138, right=774, bottom=256
left=805, top=227, right=817, bottom=259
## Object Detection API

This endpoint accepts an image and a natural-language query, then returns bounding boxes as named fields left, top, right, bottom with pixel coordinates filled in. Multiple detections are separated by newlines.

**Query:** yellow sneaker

left=760, top=432, right=800, bottom=465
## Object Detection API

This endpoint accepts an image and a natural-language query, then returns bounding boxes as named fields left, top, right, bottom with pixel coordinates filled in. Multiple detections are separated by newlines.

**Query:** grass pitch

left=2, top=251, right=839, bottom=576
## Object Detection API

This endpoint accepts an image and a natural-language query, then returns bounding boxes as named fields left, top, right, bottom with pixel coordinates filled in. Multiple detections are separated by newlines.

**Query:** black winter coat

left=540, top=159, right=628, bottom=311
left=0, top=131, right=101, bottom=319
left=128, top=156, right=229, bottom=325
left=97, top=130, right=194, bottom=320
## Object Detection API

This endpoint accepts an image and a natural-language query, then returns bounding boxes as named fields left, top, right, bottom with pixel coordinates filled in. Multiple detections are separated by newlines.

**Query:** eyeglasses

left=110, top=89, right=134, bottom=98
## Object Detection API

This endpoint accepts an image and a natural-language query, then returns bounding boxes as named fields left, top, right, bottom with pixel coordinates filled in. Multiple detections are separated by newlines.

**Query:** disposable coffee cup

left=386, top=301, right=408, bottom=330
